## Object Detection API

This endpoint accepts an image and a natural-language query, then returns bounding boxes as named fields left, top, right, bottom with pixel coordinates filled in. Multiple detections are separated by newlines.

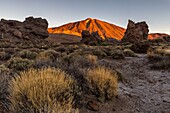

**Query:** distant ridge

left=148, top=33, right=170, bottom=40
left=48, top=18, right=170, bottom=40
left=48, top=18, right=126, bottom=40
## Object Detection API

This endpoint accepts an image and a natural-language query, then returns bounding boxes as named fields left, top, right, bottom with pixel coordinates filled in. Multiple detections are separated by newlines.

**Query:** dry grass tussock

left=36, top=49, right=61, bottom=61
left=85, top=66, right=118, bottom=101
left=9, top=67, right=78, bottom=113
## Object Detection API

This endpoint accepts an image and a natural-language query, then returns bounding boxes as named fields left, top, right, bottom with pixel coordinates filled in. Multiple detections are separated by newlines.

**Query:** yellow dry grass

left=84, top=54, right=98, bottom=64
left=9, top=67, right=78, bottom=113
left=86, top=66, right=118, bottom=100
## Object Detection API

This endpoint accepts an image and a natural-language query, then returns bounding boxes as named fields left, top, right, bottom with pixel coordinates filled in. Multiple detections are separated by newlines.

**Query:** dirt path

left=80, top=54, right=170, bottom=113
left=117, top=54, right=170, bottom=113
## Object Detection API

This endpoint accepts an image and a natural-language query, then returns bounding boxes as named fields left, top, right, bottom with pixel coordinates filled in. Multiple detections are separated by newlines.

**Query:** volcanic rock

left=81, top=30, right=103, bottom=45
left=0, top=16, right=49, bottom=42
left=122, top=20, right=149, bottom=43
left=87, top=100, right=99, bottom=111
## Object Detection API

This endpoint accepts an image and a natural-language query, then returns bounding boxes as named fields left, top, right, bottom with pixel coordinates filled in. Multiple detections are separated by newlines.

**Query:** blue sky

left=0, top=0, right=170, bottom=34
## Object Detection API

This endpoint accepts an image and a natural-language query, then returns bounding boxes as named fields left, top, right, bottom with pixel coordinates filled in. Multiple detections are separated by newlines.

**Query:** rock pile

left=81, top=30, right=103, bottom=45
left=0, top=16, right=49, bottom=41
left=122, top=20, right=149, bottom=43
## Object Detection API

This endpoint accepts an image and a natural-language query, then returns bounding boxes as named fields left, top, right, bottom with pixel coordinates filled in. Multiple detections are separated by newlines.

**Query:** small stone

left=112, top=108, right=116, bottom=111
left=87, top=100, right=99, bottom=111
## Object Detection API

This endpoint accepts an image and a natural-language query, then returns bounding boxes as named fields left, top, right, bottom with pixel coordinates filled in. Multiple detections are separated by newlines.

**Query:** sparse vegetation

left=147, top=46, right=170, bottom=69
left=18, top=50, right=38, bottom=60
left=110, top=50, right=125, bottom=59
left=0, top=52, right=11, bottom=61
left=0, top=36, right=169, bottom=113
left=123, top=49, right=138, bottom=57
left=9, top=67, right=78, bottom=113
left=37, top=49, right=61, bottom=61
left=6, top=57, right=33, bottom=71
left=85, top=66, right=118, bottom=101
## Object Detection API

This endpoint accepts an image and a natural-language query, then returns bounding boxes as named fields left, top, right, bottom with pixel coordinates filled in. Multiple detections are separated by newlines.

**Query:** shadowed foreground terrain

left=0, top=17, right=170, bottom=113
left=0, top=40, right=170, bottom=112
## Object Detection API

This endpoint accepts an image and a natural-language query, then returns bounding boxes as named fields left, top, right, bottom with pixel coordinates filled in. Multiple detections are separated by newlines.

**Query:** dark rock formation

left=130, top=41, right=150, bottom=53
left=81, top=30, right=103, bottom=45
left=0, top=16, right=49, bottom=42
left=122, top=20, right=149, bottom=43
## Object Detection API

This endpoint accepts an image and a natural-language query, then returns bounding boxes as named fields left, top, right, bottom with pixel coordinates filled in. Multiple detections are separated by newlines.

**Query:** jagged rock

left=122, top=20, right=149, bottom=43
left=0, top=16, right=49, bottom=42
left=13, top=30, right=22, bottom=38
left=81, top=30, right=103, bottom=45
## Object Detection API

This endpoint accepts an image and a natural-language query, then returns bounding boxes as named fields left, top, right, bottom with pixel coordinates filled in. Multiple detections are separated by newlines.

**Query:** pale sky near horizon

left=0, top=0, right=170, bottom=34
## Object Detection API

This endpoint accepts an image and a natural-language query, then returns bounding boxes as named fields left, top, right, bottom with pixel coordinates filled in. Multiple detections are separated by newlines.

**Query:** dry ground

left=80, top=54, right=170, bottom=113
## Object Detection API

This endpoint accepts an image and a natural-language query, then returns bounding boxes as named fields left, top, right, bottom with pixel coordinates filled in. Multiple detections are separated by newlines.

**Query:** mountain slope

left=48, top=18, right=126, bottom=40
left=148, top=33, right=169, bottom=40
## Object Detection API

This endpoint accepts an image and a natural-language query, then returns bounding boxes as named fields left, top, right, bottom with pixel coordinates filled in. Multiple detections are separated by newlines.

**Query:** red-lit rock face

left=48, top=18, right=126, bottom=40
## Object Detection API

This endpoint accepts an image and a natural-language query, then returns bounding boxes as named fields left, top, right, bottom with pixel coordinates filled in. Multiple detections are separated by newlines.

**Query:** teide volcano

left=48, top=18, right=126, bottom=40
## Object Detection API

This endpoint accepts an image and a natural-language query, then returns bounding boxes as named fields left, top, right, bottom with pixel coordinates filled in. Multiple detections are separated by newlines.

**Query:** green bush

left=18, top=50, right=37, bottom=60
left=6, top=57, right=33, bottom=71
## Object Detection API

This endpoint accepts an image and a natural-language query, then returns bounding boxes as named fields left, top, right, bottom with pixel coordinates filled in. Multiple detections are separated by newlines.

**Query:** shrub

left=9, top=68, right=78, bottom=113
left=111, top=50, right=125, bottom=59
left=84, top=54, right=98, bottom=64
left=123, top=49, right=138, bottom=57
left=147, top=46, right=170, bottom=60
left=18, top=50, right=37, bottom=60
left=92, top=48, right=107, bottom=58
left=37, top=50, right=61, bottom=61
left=6, top=57, right=33, bottom=71
left=0, top=65, right=12, bottom=113
left=85, top=66, right=118, bottom=101
left=55, top=46, right=69, bottom=53
left=4, top=48, right=20, bottom=55
left=0, top=52, right=11, bottom=61
left=63, top=52, right=81, bottom=65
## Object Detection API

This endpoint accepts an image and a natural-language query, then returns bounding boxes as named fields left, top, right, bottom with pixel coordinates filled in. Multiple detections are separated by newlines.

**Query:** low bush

left=85, top=66, right=118, bottom=101
left=6, top=57, right=33, bottom=71
left=123, top=49, right=138, bottom=57
left=110, top=50, right=125, bottom=59
left=0, top=52, right=11, bottom=61
left=0, top=66, right=12, bottom=113
left=9, top=67, right=78, bottom=113
left=37, top=50, right=61, bottom=61
left=92, top=48, right=107, bottom=58
left=84, top=54, right=98, bottom=64
left=18, top=50, right=37, bottom=60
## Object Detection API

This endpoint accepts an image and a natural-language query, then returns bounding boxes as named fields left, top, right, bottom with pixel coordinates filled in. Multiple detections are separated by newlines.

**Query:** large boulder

left=81, top=30, right=103, bottom=45
left=0, top=16, right=49, bottom=41
left=122, top=20, right=149, bottom=43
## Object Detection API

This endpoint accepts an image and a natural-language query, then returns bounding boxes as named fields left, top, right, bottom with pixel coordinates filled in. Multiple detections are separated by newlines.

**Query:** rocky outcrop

left=81, top=30, right=103, bottom=45
left=0, top=16, right=49, bottom=41
left=122, top=20, right=149, bottom=43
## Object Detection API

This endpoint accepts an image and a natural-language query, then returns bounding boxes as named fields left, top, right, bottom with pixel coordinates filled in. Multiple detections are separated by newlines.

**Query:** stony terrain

left=0, top=17, right=170, bottom=113
left=79, top=54, right=170, bottom=113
